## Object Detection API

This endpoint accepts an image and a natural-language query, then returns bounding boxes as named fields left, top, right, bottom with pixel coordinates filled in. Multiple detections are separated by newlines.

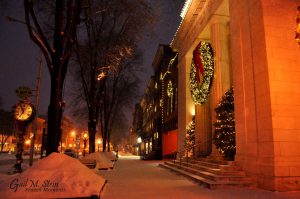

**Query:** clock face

left=15, top=103, right=34, bottom=121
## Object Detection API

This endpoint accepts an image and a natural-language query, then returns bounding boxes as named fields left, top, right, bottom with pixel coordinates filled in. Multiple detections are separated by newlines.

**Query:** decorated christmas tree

left=213, top=87, right=236, bottom=160
left=185, top=116, right=195, bottom=153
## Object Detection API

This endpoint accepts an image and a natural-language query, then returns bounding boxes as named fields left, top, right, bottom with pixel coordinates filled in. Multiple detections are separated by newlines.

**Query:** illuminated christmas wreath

left=190, top=41, right=214, bottom=104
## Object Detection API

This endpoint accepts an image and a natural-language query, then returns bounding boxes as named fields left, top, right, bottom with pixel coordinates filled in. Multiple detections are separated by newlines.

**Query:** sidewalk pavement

left=0, top=153, right=40, bottom=183
left=97, top=156, right=300, bottom=199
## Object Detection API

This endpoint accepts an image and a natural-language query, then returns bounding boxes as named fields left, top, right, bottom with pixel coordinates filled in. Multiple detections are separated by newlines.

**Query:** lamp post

left=137, top=137, right=142, bottom=156
left=71, top=131, right=76, bottom=148
left=83, top=131, right=88, bottom=157
left=97, top=139, right=102, bottom=152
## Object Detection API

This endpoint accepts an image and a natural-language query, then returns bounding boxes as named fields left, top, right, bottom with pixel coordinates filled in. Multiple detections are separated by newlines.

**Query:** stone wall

left=230, top=0, right=300, bottom=191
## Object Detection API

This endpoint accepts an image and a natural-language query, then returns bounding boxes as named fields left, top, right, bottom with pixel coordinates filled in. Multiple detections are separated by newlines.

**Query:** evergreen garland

left=190, top=42, right=214, bottom=104
left=185, top=116, right=195, bottom=152
left=213, top=87, right=236, bottom=160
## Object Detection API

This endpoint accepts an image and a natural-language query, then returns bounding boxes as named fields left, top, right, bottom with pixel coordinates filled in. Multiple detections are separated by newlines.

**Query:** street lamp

left=137, top=137, right=142, bottom=144
left=137, top=137, right=142, bottom=156
left=97, top=139, right=102, bottom=152
left=83, top=131, right=88, bottom=157
left=25, top=139, right=31, bottom=146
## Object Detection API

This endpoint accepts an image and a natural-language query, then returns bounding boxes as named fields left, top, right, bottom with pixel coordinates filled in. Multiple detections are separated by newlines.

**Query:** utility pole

left=29, top=52, right=42, bottom=166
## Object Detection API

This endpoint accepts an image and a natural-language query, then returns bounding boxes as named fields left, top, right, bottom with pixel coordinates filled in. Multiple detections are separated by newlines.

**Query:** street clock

left=14, top=102, right=36, bottom=123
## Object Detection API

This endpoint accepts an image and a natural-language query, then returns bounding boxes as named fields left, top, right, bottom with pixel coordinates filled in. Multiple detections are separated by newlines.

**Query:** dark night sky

left=0, top=1, right=183, bottom=124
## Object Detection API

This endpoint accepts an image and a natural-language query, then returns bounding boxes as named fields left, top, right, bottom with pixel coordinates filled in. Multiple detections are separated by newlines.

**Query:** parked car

left=64, top=149, right=75, bottom=157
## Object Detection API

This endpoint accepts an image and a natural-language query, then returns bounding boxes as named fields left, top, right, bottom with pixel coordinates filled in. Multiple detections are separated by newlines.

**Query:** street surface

left=98, top=156, right=300, bottom=199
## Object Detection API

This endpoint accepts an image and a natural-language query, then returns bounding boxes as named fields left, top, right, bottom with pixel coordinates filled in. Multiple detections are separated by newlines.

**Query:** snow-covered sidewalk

left=98, top=157, right=300, bottom=199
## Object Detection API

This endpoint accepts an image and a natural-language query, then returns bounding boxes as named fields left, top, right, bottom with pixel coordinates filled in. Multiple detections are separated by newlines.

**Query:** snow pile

left=81, top=152, right=113, bottom=170
left=0, top=153, right=106, bottom=199
left=102, top=151, right=118, bottom=161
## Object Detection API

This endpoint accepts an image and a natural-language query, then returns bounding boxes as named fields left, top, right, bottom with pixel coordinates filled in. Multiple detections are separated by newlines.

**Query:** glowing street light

left=25, top=139, right=31, bottom=145
left=97, top=139, right=102, bottom=152
left=83, top=131, right=88, bottom=157
left=137, top=137, right=142, bottom=144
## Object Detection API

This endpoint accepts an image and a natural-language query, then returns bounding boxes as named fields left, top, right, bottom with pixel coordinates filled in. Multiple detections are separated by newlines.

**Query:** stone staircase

left=159, top=157, right=254, bottom=189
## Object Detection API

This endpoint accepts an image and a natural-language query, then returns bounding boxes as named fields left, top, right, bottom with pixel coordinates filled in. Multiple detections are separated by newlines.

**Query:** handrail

left=177, top=141, right=203, bottom=155
left=173, top=141, right=205, bottom=167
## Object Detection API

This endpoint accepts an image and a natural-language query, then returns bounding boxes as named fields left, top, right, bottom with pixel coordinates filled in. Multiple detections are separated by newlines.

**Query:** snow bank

left=102, top=151, right=118, bottom=161
left=81, top=152, right=113, bottom=170
left=0, top=153, right=106, bottom=199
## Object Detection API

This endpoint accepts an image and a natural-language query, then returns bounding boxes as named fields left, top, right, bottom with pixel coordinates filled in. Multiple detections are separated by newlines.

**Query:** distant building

left=0, top=109, right=15, bottom=152
left=131, top=44, right=178, bottom=159
left=130, top=104, right=143, bottom=155
left=0, top=108, right=46, bottom=154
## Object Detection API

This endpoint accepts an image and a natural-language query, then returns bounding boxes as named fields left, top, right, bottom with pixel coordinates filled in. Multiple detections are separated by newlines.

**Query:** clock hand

left=20, top=105, right=25, bottom=114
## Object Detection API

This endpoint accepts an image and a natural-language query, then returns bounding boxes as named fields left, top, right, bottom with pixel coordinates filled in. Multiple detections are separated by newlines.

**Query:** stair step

left=172, top=161, right=245, bottom=175
left=159, top=163, right=253, bottom=189
left=165, top=162, right=251, bottom=183
left=196, top=157, right=234, bottom=165
left=166, top=162, right=245, bottom=176
left=175, top=159, right=241, bottom=171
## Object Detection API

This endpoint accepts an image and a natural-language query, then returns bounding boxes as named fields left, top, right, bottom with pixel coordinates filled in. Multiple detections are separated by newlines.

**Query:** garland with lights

left=190, top=41, right=214, bottom=104
left=185, top=116, right=195, bottom=152
left=296, top=6, right=300, bottom=45
left=167, top=81, right=173, bottom=97
left=213, top=87, right=235, bottom=160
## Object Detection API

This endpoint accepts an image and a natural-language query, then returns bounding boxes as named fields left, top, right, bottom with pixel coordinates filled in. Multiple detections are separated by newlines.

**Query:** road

left=98, top=156, right=300, bottom=199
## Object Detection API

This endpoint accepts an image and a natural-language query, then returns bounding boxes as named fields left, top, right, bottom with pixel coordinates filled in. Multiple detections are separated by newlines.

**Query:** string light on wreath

left=190, top=41, right=214, bottom=104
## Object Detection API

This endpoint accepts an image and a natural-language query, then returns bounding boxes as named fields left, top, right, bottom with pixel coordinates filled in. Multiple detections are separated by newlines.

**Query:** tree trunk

left=0, top=135, right=4, bottom=152
left=102, top=130, right=107, bottom=152
left=107, top=132, right=110, bottom=151
left=46, top=74, right=63, bottom=156
left=88, top=108, right=97, bottom=153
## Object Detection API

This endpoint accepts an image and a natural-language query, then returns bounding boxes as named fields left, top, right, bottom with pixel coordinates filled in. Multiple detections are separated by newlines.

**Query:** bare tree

left=71, top=0, right=153, bottom=153
left=23, top=0, right=81, bottom=155
left=101, top=51, right=142, bottom=151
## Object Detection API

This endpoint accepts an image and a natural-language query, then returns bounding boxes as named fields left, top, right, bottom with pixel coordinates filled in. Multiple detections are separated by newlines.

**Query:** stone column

left=177, top=54, right=194, bottom=158
left=209, top=15, right=232, bottom=157
left=195, top=99, right=212, bottom=156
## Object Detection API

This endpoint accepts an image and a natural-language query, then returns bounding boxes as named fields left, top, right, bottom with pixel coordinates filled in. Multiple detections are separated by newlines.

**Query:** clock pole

left=13, top=89, right=36, bottom=173
left=14, top=122, right=27, bottom=173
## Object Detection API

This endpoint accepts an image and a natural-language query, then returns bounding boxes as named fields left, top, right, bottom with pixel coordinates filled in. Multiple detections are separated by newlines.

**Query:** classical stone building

left=172, top=0, right=300, bottom=191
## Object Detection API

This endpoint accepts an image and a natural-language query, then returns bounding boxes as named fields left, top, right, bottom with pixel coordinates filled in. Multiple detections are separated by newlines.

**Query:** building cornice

left=171, top=0, right=225, bottom=59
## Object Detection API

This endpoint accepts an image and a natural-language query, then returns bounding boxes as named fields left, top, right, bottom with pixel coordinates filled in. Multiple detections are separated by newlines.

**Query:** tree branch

left=24, top=0, right=54, bottom=57
left=24, top=0, right=52, bottom=74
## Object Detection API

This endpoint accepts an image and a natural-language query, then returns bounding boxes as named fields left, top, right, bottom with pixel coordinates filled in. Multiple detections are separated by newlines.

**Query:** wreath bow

left=193, top=42, right=204, bottom=84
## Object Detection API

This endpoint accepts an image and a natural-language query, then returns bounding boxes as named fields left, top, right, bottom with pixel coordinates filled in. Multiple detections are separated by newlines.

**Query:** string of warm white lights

left=170, top=0, right=192, bottom=46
